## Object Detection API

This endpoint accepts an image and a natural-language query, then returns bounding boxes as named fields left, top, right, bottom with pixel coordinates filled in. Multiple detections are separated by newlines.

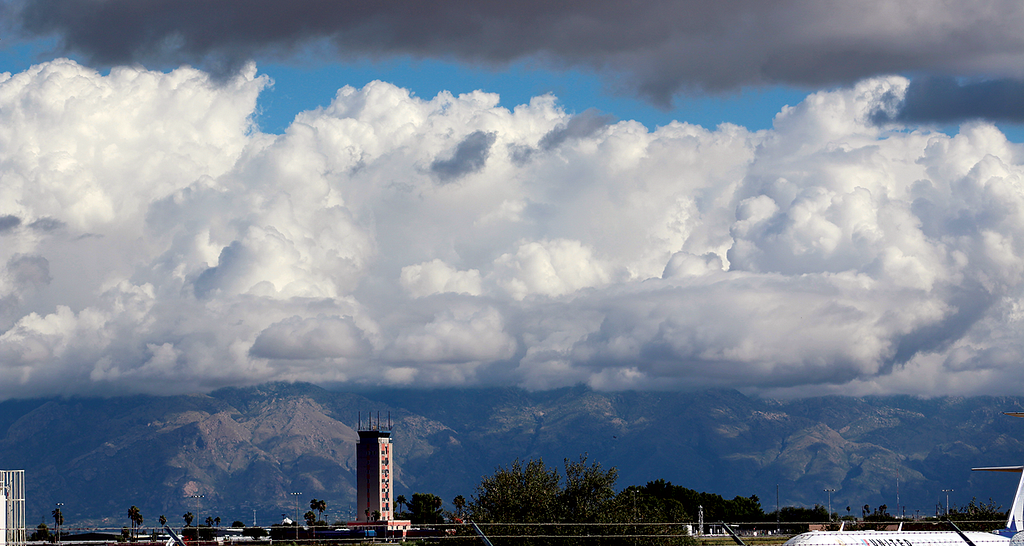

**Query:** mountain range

left=2, top=383, right=1024, bottom=529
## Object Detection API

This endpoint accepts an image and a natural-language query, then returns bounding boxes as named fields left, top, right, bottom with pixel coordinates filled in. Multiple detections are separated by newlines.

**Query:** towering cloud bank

left=6, top=0, right=1024, bottom=107
left=1, top=61, right=1024, bottom=399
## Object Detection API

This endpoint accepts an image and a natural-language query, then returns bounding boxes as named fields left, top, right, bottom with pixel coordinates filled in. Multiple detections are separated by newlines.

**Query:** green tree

left=183, top=512, right=194, bottom=527
left=638, top=479, right=762, bottom=523
left=777, top=505, right=829, bottom=522
left=596, top=486, right=693, bottom=545
left=466, top=456, right=704, bottom=545
left=865, top=504, right=894, bottom=522
left=159, top=515, right=166, bottom=527
left=407, top=493, right=445, bottom=524
left=559, top=455, right=618, bottom=523
left=396, top=495, right=408, bottom=516
left=231, top=521, right=245, bottom=528
left=30, top=522, right=51, bottom=542
left=304, top=511, right=316, bottom=527
left=949, top=498, right=1007, bottom=531
left=470, top=458, right=561, bottom=524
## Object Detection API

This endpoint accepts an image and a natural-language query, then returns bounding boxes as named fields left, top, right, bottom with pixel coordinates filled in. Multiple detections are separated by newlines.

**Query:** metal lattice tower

left=0, top=471, right=25, bottom=546
left=698, top=504, right=703, bottom=537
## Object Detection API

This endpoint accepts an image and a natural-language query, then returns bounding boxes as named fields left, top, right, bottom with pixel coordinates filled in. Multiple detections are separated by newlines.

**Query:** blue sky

left=251, top=58, right=814, bottom=135
left=0, top=37, right=812, bottom=134
left=5, top=15, right=1024, bottom=141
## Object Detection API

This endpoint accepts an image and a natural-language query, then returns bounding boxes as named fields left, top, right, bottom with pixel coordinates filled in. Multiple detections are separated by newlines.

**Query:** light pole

left=189, top=495, right=204, bottom=539
left=290, top=492, right=302, bottom=540
left=54, top=503, right=63, bottom=544
left=942, top=489, right=954, bottom=516
left=776, top=485, right=780, bottom=533
left=823, top=489, right=836, bottom=522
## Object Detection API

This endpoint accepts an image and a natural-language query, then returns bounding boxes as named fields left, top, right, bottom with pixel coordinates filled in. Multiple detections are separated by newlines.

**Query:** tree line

left=28, top=454, right=1008, bottom=544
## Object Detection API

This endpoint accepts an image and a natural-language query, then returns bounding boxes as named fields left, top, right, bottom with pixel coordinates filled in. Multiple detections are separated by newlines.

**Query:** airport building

left=0, top=470, right=25, bottom=546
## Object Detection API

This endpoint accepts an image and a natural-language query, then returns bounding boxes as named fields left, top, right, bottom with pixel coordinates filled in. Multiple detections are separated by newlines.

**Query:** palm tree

left=452, top=495, right=466, bottom=520
left=183, top=512, right=194, bottom=527
left=309, top=499, right=326, bottom=523
left=396, top=495, right=407, bottom=515
left=127, top=506, right=142, bottom=540
left=159, top=515, right=167, bottom=527
left=52, top=507, right=64, bottom=541
left=214, top=517, right=221, bottom=528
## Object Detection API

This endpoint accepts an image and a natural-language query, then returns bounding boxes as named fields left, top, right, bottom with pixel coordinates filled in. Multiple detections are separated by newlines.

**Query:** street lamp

left=823, top=489, right=836, bottom=522
left=54, top=503, right=63, bottom=544
left=189, top=495, right=204, bottom=538
left=942, top=489, right=954, bottom=516
left=290, top=492, right=302, bottom=540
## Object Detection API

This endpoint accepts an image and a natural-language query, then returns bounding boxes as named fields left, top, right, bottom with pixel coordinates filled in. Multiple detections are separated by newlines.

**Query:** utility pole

left=776, top=484, right=780, bottom=534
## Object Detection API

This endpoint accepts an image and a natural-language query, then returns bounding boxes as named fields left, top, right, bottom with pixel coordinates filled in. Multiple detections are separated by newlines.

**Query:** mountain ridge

left=2, top=384, right=1023, bottom=526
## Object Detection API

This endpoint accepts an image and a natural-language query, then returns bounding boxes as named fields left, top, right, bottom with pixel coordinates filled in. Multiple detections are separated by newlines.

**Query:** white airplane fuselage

left=785, top=531, right=1009, bottom=546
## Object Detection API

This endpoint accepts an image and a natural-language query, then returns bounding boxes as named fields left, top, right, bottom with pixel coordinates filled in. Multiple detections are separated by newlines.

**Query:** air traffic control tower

left=355, top=413, right=394, bottom=522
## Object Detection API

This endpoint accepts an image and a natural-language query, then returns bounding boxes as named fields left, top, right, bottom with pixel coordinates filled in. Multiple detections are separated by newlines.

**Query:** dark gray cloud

left=8, top=0, right=1024, bottom=104
left=872, top=77, right=1024, bottom=125
left=539, top=109, right=615, bottom=150
left=512, top=108, right=613, bottom=164
left=28, top=217, right=66, bottom=232
left=6, top=255, right=51, bottom=290
left=0, top=215, right=21, bottom=234
left=193, top=240, right=247, bottom=298
left=250, top=315, right=371, bottom=360
left=430, top=130, right=496, bottom=182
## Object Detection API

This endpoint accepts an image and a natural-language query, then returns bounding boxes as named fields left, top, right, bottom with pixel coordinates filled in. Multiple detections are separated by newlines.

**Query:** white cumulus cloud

left=3, top=62, right=1024, bottom=399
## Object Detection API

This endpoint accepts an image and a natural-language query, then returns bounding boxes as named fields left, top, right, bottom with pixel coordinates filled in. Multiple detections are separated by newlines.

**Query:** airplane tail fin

left=972, top=465, right=1024, bottom=537
left=164, top=525, right=187, bottom=546
left=972, top=412, right=1024, bottom=537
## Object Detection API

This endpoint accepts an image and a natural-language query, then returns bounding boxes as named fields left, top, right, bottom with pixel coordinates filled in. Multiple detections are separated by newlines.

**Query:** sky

left=4, top=1, right=1024, bottom=400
